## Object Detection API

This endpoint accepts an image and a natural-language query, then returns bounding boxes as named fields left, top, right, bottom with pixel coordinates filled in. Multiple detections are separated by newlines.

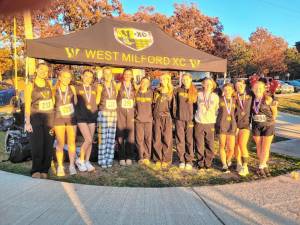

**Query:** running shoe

left=75, top=159, right=87, bottom=172
left=69, top=165, right=77, bottom=175
left=85, top=161, right=95, bottom=172
left=126, top=159, right=133, bottom=166
left=185, top=163, right=193, bottom=171
left=119, top=160, right=126, bottom=166
left=57, top=166, right=65, bottom=177
left=179, top=163, right=185, bottom=169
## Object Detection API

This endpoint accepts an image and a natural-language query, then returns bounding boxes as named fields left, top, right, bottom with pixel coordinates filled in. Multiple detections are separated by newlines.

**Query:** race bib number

left=59, top=104, right=74, bottom=116
left=121, top=99, right=133, bottom=109
left=38, top=99, right=53, bottom=111
left=106, top=100, right=117, bottom=110
left=253, top=114, right=267, bottom=123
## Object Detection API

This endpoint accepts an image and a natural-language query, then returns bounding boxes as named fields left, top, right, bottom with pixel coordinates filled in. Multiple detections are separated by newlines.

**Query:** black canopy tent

left=26, top=17, right=227, bottom=73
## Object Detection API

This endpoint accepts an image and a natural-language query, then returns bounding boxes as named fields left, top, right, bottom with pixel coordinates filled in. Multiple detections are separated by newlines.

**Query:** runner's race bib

left=121, top=98, right=134, bottom=109
left=59, top=103, right=74, bottom=116
left=38, top=99, right=53, bottom=111
left=105, top=100, right=117, bottom=110
left=253, top=114, right=267, bottom=123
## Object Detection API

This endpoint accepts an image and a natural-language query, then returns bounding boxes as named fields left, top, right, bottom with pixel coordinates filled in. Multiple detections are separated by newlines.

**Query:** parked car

left=285, top=80, right=300, bottom=92
left=0, top=82, right=16, bottom=106
left=278, top=81, right=294, bottom=93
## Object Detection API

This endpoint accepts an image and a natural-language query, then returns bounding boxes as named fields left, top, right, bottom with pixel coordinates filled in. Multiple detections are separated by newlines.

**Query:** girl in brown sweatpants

left=135, top=77, right=153, bottom=166
left=173, top=73, right=197, bottom=170
left=116, top=68, right=136, bottom=166
left=153, top=73, right=174, bottom=170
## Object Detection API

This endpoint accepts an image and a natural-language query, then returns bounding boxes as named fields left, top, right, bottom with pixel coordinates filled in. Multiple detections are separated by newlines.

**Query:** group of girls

left=25, top=63, right=277, bottom=179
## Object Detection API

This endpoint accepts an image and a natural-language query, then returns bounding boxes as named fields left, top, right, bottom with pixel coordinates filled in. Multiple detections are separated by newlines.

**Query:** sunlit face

left=103, top=68, right=113, bottom=83
left=203, top=79, right=214, bottom=92
left=140, top=78, right=150, bottom=91
left=160, top=74, right=170, bottom=88
left=81, top=71, right=94, bottom=85
left=182, top=75, right=192, bottom=89
left=235, top=81, right=246, bottom=94
left=59, top=71, right=72, bottom=86
left=123, top=70, right=133, bottom=83
left=36, top=65, right=49, bottom=79
left=252, top=82, right=266, bottom=98
left=223, top=85, right=234, bottom=99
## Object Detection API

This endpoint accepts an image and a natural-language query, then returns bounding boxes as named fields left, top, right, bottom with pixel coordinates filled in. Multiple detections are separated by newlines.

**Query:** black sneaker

left=257, top=168, right=266, bottom=178
left=264, top=167, right=271, bottom=177
left=222, top=167, right=230, bottom=173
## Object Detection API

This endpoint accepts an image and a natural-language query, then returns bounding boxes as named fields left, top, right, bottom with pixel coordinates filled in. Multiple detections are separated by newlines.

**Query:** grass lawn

left=277, top=94, right=300, bottom=115
left=0, top=131, right=299, bottom=187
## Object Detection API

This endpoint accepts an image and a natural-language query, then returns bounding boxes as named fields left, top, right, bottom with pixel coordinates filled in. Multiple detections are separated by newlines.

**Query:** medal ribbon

left=253, top=98, right=262, bottom=114
left=58, top=86, right=69, bottom=104
left=237, top=93, right=246, bottom=111
left=223, top=96, right=232, bottom=115
left=123, top=82, right=132, bottom=98
left=203, top=92, right=211, bottom=109
left=83, top=84, right=92, bottom=103
left=105, top=82, right=113, bottom=98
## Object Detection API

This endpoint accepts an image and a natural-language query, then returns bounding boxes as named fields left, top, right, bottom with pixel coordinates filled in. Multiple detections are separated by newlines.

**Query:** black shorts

left=252, top=124, right=275, bottom=137
left=76, top=117, right=97, bottom=124
left=216, top=123, right=237, bottom=135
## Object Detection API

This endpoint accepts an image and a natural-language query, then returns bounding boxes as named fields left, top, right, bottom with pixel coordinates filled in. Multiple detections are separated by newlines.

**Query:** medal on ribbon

left=238, top=93, right=246, bottom=116
left=253, top=98, right=262, bottom=114
left=83, top=84, right=92, bottom=110
left=224, top=96, right=232, bottom=121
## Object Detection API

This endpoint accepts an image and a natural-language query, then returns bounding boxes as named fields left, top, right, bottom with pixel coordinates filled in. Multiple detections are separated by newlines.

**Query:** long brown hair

left=182, top=73, right=197, bottom=103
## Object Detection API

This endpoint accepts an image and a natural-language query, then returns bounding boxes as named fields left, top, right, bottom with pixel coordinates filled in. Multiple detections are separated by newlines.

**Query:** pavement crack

left=190, top=187, right=226, bottom=225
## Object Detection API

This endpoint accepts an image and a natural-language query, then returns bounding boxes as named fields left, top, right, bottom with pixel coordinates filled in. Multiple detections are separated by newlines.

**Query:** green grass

left=277, top=94, right=300, bottom=115
left=1, top=132, right=299, bottom=187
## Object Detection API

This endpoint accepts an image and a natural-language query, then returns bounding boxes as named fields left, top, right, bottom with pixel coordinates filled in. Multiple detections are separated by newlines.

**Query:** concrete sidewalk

left=1, top=170, right=300, bottom=225
left=275, top=112, right=300, bottom=140
left=272, top=112, right=300, bottom=158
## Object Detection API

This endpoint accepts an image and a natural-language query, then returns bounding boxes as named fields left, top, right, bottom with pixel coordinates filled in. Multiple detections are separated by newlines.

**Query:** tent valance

left=26, top=17, right=227, bottom=72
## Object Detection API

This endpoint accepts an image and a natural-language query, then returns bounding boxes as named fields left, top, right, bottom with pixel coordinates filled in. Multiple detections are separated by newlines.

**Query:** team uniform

left=173, top=87, right=195, bottom=165
left=53, top=86, right=76, bottom=126
left=216, top=97, right=237, bottom=135
left=116, top=83, right=136, bottom=161
left=152, top=91, right=173, bottom=163
left=29, top=81, right=55, bottom=175
left=75, top=84, right=98, bottom=123
left=251, top=97, right=275, bottom=136
left=135, top=89, right=153, bottom=161
left=194, top=91, right=219, bottom=168
left=97, top=83, right=118, bottom=167
left=235, top=92, right=252, bottom=130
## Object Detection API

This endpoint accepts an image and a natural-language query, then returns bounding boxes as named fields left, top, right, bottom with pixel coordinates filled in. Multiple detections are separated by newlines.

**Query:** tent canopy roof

left=26, top=17, right=227, bottom=72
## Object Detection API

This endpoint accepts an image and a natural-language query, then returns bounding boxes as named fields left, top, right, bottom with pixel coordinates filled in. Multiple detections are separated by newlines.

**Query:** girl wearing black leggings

left=25, top=63, right=55, bottom=179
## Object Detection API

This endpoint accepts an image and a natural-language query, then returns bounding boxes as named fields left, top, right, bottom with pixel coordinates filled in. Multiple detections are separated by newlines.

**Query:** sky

left=121, top=0, right=300, bottom=46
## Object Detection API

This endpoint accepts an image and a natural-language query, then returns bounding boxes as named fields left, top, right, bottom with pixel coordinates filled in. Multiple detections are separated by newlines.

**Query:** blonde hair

left=159, top=72, right=173, bottom=99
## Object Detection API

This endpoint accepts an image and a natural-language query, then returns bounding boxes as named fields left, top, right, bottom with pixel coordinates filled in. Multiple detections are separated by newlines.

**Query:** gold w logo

left=65, top=47, right=80, bottom=58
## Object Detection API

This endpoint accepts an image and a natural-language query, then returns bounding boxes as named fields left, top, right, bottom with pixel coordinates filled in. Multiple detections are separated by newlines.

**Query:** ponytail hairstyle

left=182, top=73, right=197, bottom=103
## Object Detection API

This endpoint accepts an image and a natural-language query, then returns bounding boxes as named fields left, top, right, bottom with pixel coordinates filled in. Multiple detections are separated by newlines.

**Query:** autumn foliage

left=0, top=1, right=299, bottom=79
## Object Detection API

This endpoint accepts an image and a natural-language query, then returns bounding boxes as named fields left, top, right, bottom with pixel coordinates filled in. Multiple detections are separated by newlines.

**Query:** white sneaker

left=75, top=159, right=87, bottom=172
left=85, top=161, right=95, bottom=172
left=179, top=163, right=185, bottom=169
left=57, top=166, right=65, bottom=177
left=236, top=163, right=243, bottom=172
left=69, top=165, right=77, bottom=175
left=119, top=160, right=126, bottom=166
left=239, top=165, right=249, bottom=177
left=126, top=159, right=132, bottom=166
left=185, top=163, right=193, bottom=171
